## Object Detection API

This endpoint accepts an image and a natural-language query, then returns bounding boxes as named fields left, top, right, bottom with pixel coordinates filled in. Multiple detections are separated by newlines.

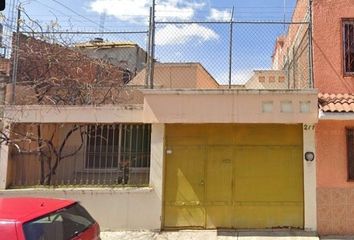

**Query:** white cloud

left=208, top=8, right=232, bottom=21
left=89, top=0, right=150, bottom=22
left=89, top=0, right=205, bottom=23
left=155, top=24, right=219, bottom=46
left=156, top=0, right=205, bottom=21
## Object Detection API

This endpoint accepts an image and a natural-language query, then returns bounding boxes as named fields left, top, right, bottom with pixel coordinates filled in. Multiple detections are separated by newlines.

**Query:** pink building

left=274, top=0, right=354, bottom=236
left=313, top=0, right=354, bottom=236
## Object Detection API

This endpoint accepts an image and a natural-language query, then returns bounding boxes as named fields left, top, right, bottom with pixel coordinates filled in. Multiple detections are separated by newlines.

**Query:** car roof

left=0, top=197, right=76, bottom=222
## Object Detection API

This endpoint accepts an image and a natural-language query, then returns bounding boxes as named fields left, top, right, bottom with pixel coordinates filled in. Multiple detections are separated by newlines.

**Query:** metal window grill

left=84, top=124, right=151, bottom=184
left=343, top=21, right=354, bottom=74
left=9, top=123, right=151, bottom=188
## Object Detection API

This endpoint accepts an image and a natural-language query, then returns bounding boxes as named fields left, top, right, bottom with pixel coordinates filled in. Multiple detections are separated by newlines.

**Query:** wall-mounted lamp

left=305, top=151, right=315, bottom=161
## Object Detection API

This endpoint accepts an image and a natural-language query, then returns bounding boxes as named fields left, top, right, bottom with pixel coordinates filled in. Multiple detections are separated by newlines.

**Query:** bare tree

left=1, top=14, right=136, bottom=186
left=1, top=124, right=90, bottom=185
left=14, top=33, right=127, bottom=105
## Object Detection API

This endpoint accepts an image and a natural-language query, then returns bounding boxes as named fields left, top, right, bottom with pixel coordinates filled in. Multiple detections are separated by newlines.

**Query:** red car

left=0, top=197, right=100, bottom=240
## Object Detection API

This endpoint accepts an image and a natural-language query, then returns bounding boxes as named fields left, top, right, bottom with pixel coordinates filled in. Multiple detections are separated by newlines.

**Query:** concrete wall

left=303, top=122, right=317, bottom=231
left=0, top=188, right=161, bottom=231
left=78, top=45, right=147, bottom=74
left=245, top=70, right=288, bottom=89
left=0, top=123, right=166, bottom=231
left=312, top=0, right=354, bottom=93
left=129, top=63, right=219, bottom=89
left=195, top=65, right=219, bottom=89
left=143, top=89, right=318, bottom=124
left=316, top=120, right=354, bottom=235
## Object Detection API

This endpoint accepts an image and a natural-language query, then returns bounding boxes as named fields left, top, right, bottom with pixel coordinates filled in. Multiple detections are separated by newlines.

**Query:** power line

left=32, top=0, right=85, bottom=24
left=46, top=0, right=104, bottom=30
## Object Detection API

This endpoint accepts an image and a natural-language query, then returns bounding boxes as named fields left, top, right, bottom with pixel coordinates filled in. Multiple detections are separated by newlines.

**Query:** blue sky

left=3, top=0, right=301, bottom=84
left=7, top=0, right=298, bottom=30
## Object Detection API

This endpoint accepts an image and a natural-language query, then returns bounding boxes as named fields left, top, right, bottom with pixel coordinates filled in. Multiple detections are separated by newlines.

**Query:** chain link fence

left=2, top=8, right=313, bottom=188
left=8, top=29, right=149, bottom=106
left=152, top=21, right=311, bottom=90
left=7, top=14, right=312, bottom=105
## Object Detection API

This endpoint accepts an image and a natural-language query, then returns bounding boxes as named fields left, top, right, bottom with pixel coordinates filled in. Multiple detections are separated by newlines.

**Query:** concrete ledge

left=141, top=88, right=318, bottom=95
left=101, top=230, right=319, bottom=240
left=3, top=104, right=144, bottom=123
left=319, top=111, right=354, bottom=120
left=143, top=89, right=318, bottom=123
left=0, top=187, right=154, bottom=194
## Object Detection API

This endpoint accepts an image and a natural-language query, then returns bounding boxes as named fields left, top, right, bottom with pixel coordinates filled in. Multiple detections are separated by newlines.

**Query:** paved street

left=100, top=230, right=322, bottom=240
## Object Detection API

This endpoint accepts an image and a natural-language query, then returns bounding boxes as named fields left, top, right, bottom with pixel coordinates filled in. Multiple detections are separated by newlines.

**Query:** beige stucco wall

left=195, top=65, right=219, bottom=89
left=129, top=63, right=219, bottom=89
left=303, top=123, right=317, bottom=231
left=245, top=70, right=288, bottom=89
left=143, top=89, right=318, bottom=124
left=3, top=123, right=86, bottom=188
left=0, top=188, right=161, bottom=231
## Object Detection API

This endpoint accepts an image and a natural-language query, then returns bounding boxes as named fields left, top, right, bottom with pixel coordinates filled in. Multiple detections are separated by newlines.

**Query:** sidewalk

left=100, top=230, right=320, bottom=240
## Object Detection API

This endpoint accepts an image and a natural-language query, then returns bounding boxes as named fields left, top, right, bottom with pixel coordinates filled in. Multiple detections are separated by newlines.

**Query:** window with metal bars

left=344, top=20, right=354, bottom=75
left=85, top=124, right=151, bottom=170
left=347, top=128, right=354, bottom=180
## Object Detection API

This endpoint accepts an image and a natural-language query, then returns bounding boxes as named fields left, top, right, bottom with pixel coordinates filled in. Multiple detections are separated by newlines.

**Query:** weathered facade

left=275, top=0, right=354, bottom=236
left=313, top=0, right=354, bottom=236
left=0, top=5, right=320, bottom=233
left=76, top=40, right=148, bottom=83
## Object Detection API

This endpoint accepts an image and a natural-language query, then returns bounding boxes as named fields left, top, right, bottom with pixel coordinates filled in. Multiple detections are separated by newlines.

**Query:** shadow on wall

left=313, top=39, right=353, bottom=92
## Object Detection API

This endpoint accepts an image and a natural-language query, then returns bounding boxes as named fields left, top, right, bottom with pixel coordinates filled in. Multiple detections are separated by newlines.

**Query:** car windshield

left=23, top=203, right=95, bottom=240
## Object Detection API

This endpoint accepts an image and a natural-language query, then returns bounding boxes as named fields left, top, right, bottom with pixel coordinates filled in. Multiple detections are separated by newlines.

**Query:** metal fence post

left=145, top=7, right=152, bottom=88
left=147, top=0, right=156, bottom=89
left=228, top=7, right=234, bottom=89
left=293, top=46, right=296, bottom=89
left=308, top=0, right=314, bottom=88
left=11, top=5, right=21, bottom=104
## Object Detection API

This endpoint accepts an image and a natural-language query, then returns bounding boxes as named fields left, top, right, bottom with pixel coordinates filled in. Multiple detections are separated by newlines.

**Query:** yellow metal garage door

left=164, top=124, right=303, bottom=229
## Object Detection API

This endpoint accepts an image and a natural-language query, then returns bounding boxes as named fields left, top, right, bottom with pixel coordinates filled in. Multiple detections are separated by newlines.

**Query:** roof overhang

left=319, top=110, right=354, bottom=120
left=142, top=89, right=318, bottom=124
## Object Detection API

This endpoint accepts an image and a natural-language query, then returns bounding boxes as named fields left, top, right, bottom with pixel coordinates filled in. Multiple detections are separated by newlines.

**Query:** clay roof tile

left=318, top=93, right=354, bottom=113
